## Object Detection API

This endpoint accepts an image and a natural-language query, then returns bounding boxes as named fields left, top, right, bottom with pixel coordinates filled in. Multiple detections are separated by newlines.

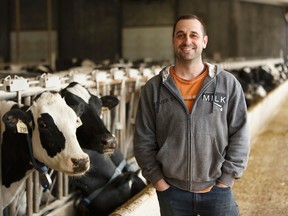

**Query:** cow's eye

left=38, top=120, right=47, bottom=128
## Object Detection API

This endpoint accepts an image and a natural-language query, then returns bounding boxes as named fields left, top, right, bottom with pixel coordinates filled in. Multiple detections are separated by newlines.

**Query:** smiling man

left=134, top=14, right=250, bottom=216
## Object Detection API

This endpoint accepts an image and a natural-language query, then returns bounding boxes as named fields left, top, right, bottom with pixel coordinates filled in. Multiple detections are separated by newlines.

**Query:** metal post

left=15, top=0, right=21, bottom=63
left=284, top=11, right=288, bottom=63
left=33, top=172, right=40, bottom=213
left=47, top=0, right=54, bottom=70
left=26, top=175, right=33, bottom=216
left=63, top=174, right=69, bottom=196
left=119, top=78, right=126, bottom=155
left=0, top=85, right=2, bottom=216
left=57, top=172, right=63, bottom=199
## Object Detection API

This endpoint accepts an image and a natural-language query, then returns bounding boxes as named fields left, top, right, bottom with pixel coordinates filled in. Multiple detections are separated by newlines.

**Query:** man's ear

left=203, top=35, right=208, bottom=49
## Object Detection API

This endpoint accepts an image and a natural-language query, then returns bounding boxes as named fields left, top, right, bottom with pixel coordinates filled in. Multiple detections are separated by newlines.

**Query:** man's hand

left=216, top=182, right=229, bottom=188
left=154, top=178, right=170, bottom=191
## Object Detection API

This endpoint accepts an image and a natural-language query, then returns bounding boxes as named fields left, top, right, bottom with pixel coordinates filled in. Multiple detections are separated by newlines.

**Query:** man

left=133, top=14, right=250, bottom=216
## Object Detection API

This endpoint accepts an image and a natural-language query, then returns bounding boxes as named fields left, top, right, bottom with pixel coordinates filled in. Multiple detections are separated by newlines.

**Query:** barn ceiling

left=240, top=0, right=288, bottom=6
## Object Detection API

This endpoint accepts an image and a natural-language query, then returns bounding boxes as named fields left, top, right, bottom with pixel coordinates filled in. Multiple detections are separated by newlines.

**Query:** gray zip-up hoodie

left=134, top=63, right=250, bottom=192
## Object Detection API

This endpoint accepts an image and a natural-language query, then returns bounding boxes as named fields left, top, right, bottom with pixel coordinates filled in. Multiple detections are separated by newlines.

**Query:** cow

left=70, top=148, right=147, bottom=216
left=274, top=62, right=288, bottom=82
left=231, top=62, right=288, bottom=107
left=55, top=57, right=96, bottom=71
left=1, top=91, right=90, bottom=209
left=1, top=64, right=53, bottom=79
left=60, top=82, right=119, bottom=155
left=231, top=65, right=278, bottom=107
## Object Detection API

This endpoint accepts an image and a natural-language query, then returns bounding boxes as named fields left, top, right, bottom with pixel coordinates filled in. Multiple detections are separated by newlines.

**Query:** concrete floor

left=234, top=97, right=288, bottom=215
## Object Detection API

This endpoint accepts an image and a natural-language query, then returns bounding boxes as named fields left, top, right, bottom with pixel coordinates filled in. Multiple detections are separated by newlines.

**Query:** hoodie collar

left=161, top=62, right=219, bottom=82
left=205, top=62, right=218, bottom=78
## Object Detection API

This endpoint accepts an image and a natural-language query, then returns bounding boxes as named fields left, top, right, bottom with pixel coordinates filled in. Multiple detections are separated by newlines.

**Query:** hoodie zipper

left=188, top=77, right=215, bottom=191
left=163, top=74, right=216, bottom=190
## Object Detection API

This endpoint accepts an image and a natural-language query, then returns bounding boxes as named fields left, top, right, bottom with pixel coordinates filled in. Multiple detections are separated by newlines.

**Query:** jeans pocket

left=156, top=185, right=174, bottom=195
left=210, top=185, right=232, bottom=198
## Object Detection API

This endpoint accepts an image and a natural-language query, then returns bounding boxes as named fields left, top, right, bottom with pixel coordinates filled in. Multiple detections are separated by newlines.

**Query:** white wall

left=10, top=31, right=57, bottom=63
left=122, top=26, right=173, bottom=62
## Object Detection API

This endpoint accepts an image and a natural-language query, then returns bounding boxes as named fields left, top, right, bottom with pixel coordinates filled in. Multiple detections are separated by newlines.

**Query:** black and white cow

left=232, top=65, right=277, bottom=107
left=1, top=91, right=90, bottom=208
left=275, top=62, right=288, bottom=81
left=60, top=82, right=119, bottom=155
left=70, top=148, right=147, bottom=216
left=231, top=63, right=288, bottom=107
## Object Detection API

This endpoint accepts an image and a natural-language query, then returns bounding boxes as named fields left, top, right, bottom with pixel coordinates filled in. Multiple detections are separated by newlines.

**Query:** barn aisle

left=233, top=97, right=288, bottom=215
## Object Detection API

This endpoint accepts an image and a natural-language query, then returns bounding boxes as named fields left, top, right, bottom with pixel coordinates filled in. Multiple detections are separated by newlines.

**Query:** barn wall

left=0, top=0, right=10, bottom=63
left=172, top=0, right=286, bottom=60
left=236, top=2, right=286, bottom=59
left=0, top=0, right=287, bottom=65
left=120, top=0, right=286, bottom=61
left=9, top=0, right=58, bottom=30
left=121, top=0, right=175, bottom=61
left=121, top=1, right=175, bottom=27
left=58, top=0, right=121, bottom=63
left=176, top=0, right=237, bottom=60
left=3, top=0, right=58, bottom=64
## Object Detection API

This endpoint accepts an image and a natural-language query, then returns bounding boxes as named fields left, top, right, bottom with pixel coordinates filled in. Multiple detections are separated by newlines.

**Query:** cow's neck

left=1, top=130, right=33, bottom=187
left=2, top=169, right=34, bottom=209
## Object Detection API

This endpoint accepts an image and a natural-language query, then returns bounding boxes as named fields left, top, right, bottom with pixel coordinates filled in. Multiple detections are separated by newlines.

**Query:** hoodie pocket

left=192, top=133, right=225, bottom=182
left=156, top=137, right=188, bottom=181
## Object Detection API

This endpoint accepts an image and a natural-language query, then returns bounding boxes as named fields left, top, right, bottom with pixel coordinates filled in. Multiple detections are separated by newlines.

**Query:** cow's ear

left=25, top=110, right=34, bottom=127
left=101, top=95, right=119, bottom=110
left=2, top=109, right=30, bottom=129
left=62, top=93, right=86, bottom=117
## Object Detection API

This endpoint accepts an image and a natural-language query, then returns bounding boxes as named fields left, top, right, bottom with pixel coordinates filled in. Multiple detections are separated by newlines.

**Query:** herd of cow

left=1, top=82, right=147, bottom=216
left=1, top=60, right=288, bottom=215
left=230, top=62, right=288, bottom=107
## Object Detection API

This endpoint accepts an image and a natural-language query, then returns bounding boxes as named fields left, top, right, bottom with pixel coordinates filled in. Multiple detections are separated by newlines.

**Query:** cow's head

left=27, top=91, right=90, bottom=176
left=70, top=148, right=147, bottom=216
left=60, top=82, right=119, bottom=155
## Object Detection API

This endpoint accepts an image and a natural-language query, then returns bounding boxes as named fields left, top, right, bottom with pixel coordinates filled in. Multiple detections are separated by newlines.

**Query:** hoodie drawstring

left=156, top=76, right=162, bottom=114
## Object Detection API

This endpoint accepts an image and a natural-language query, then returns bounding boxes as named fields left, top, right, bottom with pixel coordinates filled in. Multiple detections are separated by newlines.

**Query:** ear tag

left=76, top=117, right=82, bottom=128
left=16, top=120, right=28, bottom=134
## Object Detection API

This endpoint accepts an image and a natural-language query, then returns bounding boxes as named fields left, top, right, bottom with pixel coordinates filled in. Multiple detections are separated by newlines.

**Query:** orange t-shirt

left=170, top=66, right=208, bottom=113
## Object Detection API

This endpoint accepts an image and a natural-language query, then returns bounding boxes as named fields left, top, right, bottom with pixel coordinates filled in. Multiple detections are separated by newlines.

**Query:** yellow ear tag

left=16, top=120, right=28, bottom=134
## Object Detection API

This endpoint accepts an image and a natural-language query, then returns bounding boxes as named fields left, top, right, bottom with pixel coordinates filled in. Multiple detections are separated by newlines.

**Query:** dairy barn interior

left=0, top=0, right=288, bottom=215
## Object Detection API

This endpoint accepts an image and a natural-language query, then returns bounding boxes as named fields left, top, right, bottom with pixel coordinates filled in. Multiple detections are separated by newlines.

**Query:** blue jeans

left=156, top=185, right=240, bottom=216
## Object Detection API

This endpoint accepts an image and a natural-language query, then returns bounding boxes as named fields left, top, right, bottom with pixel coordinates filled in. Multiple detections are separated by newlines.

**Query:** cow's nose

left=71, top=156, right=90, bottom=174
left=102, top=135, right=117, bottom=149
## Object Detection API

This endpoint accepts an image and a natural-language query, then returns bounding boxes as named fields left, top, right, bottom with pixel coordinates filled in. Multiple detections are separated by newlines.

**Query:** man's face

left=173, top=19, right=208, bottom=63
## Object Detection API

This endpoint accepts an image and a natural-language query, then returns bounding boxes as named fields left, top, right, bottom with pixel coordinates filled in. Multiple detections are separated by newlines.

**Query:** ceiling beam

left=240, top=0, right=288, bottom=6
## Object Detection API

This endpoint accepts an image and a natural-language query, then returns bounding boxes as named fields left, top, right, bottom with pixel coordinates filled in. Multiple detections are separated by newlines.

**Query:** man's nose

left=184, top=35, right=192, bottom=44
